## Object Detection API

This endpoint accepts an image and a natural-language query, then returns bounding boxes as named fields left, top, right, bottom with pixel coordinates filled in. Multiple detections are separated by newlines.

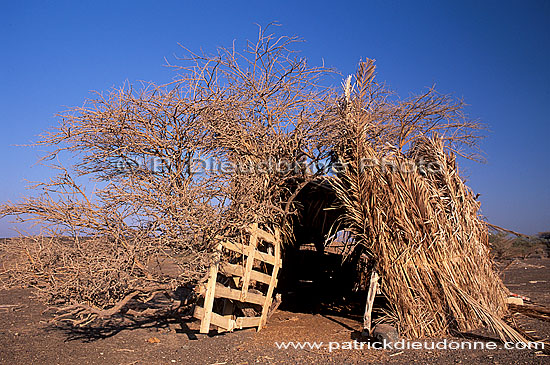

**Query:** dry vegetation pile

left=323, top=61, right=522, bottom=341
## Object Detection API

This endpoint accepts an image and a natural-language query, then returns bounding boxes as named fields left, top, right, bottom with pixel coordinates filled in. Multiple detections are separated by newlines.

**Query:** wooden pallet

left=194, top=223, right=282, bottom=333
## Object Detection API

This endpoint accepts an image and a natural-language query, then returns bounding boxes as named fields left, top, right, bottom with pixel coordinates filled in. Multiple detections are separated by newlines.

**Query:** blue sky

left=1, top=0, right=549, bottom=236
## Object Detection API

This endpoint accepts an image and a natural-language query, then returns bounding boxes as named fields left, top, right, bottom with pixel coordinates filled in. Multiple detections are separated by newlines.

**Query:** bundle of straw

left=330, top=62, right=524, bottom=341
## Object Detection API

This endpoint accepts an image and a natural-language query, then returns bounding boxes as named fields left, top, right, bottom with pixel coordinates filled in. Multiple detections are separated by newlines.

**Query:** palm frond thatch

left=330, top=61, right=523, bottom=341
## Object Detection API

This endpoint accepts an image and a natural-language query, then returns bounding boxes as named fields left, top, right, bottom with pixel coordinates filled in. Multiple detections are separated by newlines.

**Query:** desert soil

left=1, top=258, right=549, bottom=365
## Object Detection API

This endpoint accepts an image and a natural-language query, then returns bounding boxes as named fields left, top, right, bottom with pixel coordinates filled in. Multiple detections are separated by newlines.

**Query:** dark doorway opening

left=277, top=241, right=366, bottom=317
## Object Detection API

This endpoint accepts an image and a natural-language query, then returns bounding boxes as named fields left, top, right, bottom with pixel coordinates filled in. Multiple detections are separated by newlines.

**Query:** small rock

left=506, top=297, right=523, bottom=305
left=373, top=324, right=399, bottom=343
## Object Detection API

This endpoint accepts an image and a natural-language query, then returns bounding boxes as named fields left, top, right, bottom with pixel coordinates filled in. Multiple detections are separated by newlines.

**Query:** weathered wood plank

left=241, top=222, right=258, bottom=301
left=220, top=240, right=277, bottom=265
left=363, top=271, right=379, bottom=335
left=195, top=305, right=235, bottom=331
left=235, top=316, right=261, bottom=329
left=250, top=269, right=271, bottom=285
left=254, top=250, right=277, bottom=266
left=220, top=240, right=249, bottom=256
left=219, top=262, right=272, bottom=285
left=214, top=283, right=266, bottom=306
left=246, top=226, right=277, bottom=245
left=199, top=243, right=222, bottom=334
left=259, top=228, right=281, bottom=330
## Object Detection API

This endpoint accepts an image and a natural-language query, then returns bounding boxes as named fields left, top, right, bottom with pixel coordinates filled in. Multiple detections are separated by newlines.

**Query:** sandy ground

left=1, top=258, right=549, bottom=365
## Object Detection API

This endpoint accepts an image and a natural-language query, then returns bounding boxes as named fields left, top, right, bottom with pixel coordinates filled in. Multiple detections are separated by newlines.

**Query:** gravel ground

left=1, top=258, right=549, bottom=364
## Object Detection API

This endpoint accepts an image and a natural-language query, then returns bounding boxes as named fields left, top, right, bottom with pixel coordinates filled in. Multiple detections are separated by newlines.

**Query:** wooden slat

left=241, top=222, right=258, bottom=301
left=235, top=316, right=261, bottom=329
left=220, top=240, right=277, bottom=265
left=219, top=261, right=244, bottom=277
left=220, top=240, right=249, bottom=255
left=195, top=305, right=234, bottom=331
left=254, top=250, right=277, bottom=266
left=249, top=269, right=272, bottom=285
left=363, top=271, right=379, bottom=335
left=246, top=225, right=277, bottom=244
left=259, top=228, right=282, bottom=330
left=193, top=305, right=203, bottom=320
left=219, top=262, right=272, bottom=285
left=214, top=283, right=266, bottom=306
left=210, top=312, right=233, bottom=331
left=199, top=243, right=221, bottom=334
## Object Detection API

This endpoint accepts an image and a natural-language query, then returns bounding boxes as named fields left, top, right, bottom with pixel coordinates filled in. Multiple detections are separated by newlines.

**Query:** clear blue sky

left=1, top=0, right=549, bottom=236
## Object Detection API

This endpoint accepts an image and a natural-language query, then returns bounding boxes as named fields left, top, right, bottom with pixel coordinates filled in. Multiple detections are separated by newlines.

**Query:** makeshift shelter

left=193, top=60, right=524, bottom=342
left=1, top=31, right=525, bottom=342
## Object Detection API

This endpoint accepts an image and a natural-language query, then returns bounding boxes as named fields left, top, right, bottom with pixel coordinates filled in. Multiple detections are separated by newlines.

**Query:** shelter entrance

left=277, top=239, right=367, bottom=317
left=193, top=179, right=386, bottom=334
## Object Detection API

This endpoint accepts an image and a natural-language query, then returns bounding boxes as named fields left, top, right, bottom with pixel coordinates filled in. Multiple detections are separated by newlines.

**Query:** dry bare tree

left=1, top=25, right=335, bottom=325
